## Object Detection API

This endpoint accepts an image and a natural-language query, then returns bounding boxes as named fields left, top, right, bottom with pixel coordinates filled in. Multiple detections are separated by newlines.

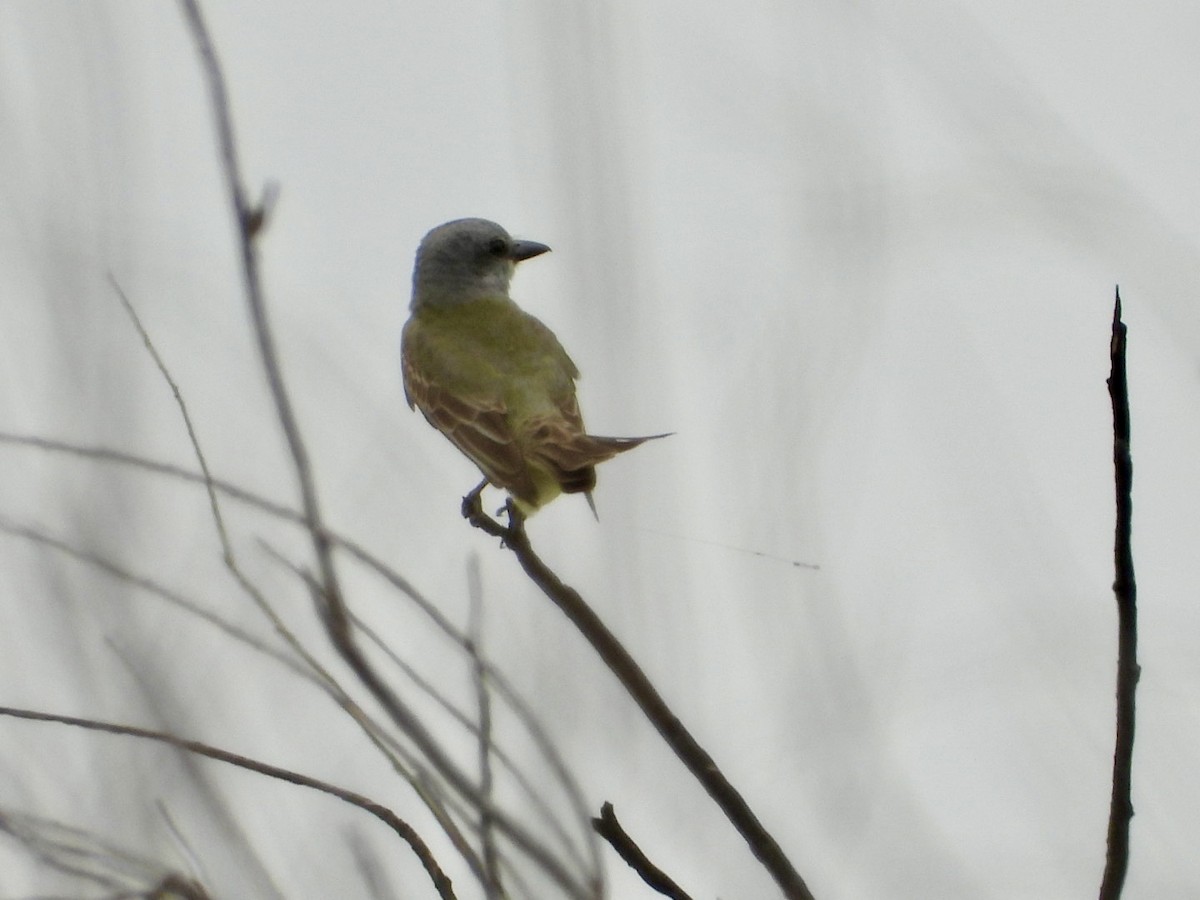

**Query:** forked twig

left=592, top=802, right=694, bottom=900
left=0, top=707, right=456, bottom=899
left=463, top=496, right=815, bottom=899
left=0, top=430, right=601, bottom=896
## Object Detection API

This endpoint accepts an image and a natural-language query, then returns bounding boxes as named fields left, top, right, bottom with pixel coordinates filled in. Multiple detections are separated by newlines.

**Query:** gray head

left=411, top=218, right=551, bottom=310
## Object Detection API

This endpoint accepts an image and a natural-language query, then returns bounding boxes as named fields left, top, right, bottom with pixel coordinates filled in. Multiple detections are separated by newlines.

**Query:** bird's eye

left=487, top=237, right=508, bottom=256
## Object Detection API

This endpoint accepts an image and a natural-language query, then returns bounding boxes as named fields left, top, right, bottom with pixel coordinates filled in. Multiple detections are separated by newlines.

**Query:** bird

left=401, top=218, right=668, bottom=517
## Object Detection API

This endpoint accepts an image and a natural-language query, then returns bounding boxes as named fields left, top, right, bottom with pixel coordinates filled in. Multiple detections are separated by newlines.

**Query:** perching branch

left=1099, top=287, right=1139, bottom=900
left=0, top=706, right=456, bottom=900
left=592, top=802, right=694, bottom=900
left=463, top=497, right=815, bottom=900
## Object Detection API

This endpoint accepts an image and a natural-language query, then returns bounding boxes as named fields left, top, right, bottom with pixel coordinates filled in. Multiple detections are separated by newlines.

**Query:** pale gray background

left=1, top=1, right=1198, bottom=897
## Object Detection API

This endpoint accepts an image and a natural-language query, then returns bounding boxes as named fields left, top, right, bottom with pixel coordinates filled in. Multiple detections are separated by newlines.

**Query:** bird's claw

left=499, top=498, right=525, bottom=547
left=461, top=484, right=524, bottom=547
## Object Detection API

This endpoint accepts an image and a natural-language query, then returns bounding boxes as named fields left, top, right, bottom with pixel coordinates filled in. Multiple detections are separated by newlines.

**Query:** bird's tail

left=536, top=432, right=672, bottom=519
left=579, top=431, right=674, bottom=459
left=541, top=432, right=672, bottom=478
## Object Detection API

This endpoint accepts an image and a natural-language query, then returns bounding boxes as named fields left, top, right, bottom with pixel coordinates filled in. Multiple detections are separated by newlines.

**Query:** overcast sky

left=2, top=2, right=1198, bottom=897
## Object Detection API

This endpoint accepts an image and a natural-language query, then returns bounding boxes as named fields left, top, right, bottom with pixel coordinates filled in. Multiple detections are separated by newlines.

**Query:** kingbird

left=401, top=218, right=666, bottom=516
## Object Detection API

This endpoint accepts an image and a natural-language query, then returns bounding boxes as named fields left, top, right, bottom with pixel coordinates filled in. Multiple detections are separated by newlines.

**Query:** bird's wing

left=522, top=314, right=581, bottom=381
left=401, top=318, right=541, bottom=505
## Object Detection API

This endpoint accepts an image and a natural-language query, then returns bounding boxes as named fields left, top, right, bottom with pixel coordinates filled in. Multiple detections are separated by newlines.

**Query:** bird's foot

left=499, top=498, right=525, bottom=547
left=462, top=483, right=524, bottom=547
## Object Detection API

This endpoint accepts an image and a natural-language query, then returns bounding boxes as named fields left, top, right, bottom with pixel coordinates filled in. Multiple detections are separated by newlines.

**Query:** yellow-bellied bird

left=401, top=218, right=668, bottom=516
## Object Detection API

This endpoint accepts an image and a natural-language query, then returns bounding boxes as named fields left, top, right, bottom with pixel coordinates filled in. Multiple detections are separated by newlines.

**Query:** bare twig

left=155, top=801, right=211, bottom=896
left=178, top=0, right=345, bottom=624
left=0, top=807, right=202, bottom=895
left=592, top=802, right=694, bottom=900
left=278, top=550, right=592, bottom=897
left=110, top=274, right=237, bottom=569
left=0, top=517, right=309, bottom=683
left=111, top=276, right=412, bottom=825
left=0, top=431, right=460, bottom=644
left=463, top=496, right=815, bottom=900
left=0, top=707, right=457, bottom=899
left=0, top=431, right=601, bottom=895
left=353, top=610, right=600, bottom=883
left=113, top=274, right=494, bottom=891
left=109, top=277, right=328, bottom=689
left=256, top=542, right=492, bottom=888
left=1100, top=287, right=1139, bottom=900
left=467, top=553, right=502, bottom=898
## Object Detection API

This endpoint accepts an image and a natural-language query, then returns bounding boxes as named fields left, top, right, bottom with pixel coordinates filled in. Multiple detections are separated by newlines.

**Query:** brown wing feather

left=402, top=340, right=541, bottom=506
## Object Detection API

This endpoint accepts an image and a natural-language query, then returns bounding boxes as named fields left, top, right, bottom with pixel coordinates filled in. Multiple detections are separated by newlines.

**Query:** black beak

left=510, top=239, right=551, bottom=262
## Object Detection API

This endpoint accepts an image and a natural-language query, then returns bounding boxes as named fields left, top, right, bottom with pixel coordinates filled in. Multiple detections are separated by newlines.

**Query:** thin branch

left=3, top=516, right=462, bottom=893
left=112, top=276, right=497, bottom=891
left=178, top=0, right=346, bottom=624
left=592, top=803, right=694, bottom=900
left=112, top=276, right=436, bottom=852
left=109, top=278, right=325, bottom=688
left=353, top=609, right=600, bottom=883
left=6, top=505, right=484, bottom=886
left=343, top=589, right=594, bottom=893
left=0, top=431, right=461, bottom=646
left=110, top=274, right=237, bottom=574
left=0, top=431, right=601, bottom=896
left=0, top=517, right=309, bottom=683
left=10, top=512, right=503, bottom=897
left=155, top=801, right=211, bottom=897
left=256, top=542, right=492, bottom=888
left=1100, top=286, right=1139, bottom=900
left=463, top=497, right=815, bottom=900
left=0, top=707, right=456, bottom=900
left=110, top=278, right=380, bottom=768
left=467, top=553, right=502, bottom=898
left=0, top=807, right=191, bottom=894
